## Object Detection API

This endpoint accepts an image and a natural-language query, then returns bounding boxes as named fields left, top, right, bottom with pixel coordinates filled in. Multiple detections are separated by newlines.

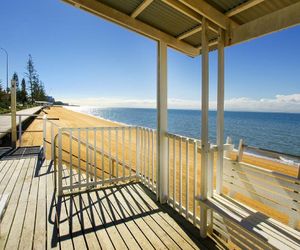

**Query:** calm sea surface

left=69, top=107, right=300, bottom=156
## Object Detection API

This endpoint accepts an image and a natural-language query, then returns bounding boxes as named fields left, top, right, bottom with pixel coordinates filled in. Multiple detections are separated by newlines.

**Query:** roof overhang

left=61, top=0, right=300, bottom=57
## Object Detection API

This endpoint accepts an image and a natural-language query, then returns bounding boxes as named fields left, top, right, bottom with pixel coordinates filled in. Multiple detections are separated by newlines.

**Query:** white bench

left=199, top=193, right=300, bottom=250
left=198, top=157, right=300, bottom=249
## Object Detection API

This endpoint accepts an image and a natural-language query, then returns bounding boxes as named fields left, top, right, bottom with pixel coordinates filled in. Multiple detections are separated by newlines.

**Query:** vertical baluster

left=69, top=129, right=73, bottom=191
left=186, top=139, right=189, bottom=218
left=136, top=127, right=140, bottom=178
left=144, top=128, right=147, bottom=185
left=208, top=147, right=214, bottom=198
left=179, top=137, right=182, bottom=214
left=51, top=123, right=54, bottom=161
left=78, top=128, right=81, bottom=189
left=167, top=135, right=170, bottom=201
left=123, top=127, right=125, bottom=179
left=151, top=130, right=154, bottom=191
left=58, top=129, right=62, bottom=196
left=193, top=140, right=197, bottom=226
left=94, top=128, right=97, bottom=183
left=86, top=128, right=89, bottom=184
left=147, top=129, right=150, bottom=187
left=129, top=127, right=132, bottom=179
left=173, top=136, right=176, bottom=209
left=141, top=128, right=144, bottom=183
left=108, top=128, right=112, bottom=182
left=19, top=115, right=22, bottom=147
left=101, top=129, right=104, bottom=185
left=116, top=128, right=119, bottom=179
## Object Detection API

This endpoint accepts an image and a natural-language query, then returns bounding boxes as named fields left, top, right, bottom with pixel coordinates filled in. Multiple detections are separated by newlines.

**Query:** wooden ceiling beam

left=162, top=0, right=218, bottom=33
left=131, top=0, right=153, bottom=19
left=177, top=25, right=202, bottom=40
left=62, top=0, right=199, bottom=56
left=178, top=0, right=239, bottom=30
left=226, top=0, right=265, bottom=17
left=229, top=2, right=300, bottom=45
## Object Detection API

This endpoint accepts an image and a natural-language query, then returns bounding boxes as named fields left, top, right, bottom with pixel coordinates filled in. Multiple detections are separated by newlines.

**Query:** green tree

left=12, top=72, right=22, bottom=103
left=20, top=78, right=28, bottom=105
left=25, top=54, right=47, bottom=103
left=26, top=54, right=38, bottom=104
left=0, top=79, right=9, bottom=109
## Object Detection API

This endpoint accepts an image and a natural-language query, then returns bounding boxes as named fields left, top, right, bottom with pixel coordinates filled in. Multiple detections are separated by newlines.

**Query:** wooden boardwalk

left=0, top=147, right=217, bottom=250
left=0, top=106, right=42, bottom=139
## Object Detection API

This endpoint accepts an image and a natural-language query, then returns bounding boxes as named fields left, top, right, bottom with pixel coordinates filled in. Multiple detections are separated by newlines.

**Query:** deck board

left=0, top=148, right=213, bottom=250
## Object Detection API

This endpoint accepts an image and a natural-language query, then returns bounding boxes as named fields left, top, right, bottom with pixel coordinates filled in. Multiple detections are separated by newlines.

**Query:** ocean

left=68, top=107, right=300, bottom=157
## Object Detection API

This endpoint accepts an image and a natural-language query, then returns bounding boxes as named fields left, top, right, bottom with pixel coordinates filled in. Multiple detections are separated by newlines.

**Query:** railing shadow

left=50, top=182, right=212, bottom=249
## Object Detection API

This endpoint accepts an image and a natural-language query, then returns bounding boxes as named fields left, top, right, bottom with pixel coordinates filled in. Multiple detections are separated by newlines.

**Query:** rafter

left=178, top=0, right=238, bottom=30
left=230, top=2, right=300, bottom=45
left=226, top=0, right=265, bottom=17
left=131, top=0, right=153, bottom=19
left=162, top=0, right=218, bottom=33
left=177, top=25, right=202, bottom=40
left=62, top=0, right=199, bottom=56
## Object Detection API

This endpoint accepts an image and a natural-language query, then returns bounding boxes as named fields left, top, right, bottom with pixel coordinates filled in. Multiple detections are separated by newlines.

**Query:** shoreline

left=65, top=106, right=300, bottom=169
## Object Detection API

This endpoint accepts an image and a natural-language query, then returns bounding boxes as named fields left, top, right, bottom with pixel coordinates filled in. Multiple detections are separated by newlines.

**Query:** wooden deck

left=0, top=147, right=218, bottom=250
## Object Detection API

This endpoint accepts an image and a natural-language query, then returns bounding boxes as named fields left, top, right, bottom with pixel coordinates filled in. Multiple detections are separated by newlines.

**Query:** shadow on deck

left=0, top=147, right=219, bottom=250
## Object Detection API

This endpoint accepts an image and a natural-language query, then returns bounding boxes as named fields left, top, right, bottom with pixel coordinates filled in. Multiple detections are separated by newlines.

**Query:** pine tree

left=20, top=78, right=28, bottom=105
left=25, top=54, right=47, bottom=104
left=26, top=54, right=38, bottom=104
left=12, top=72, right=22, bottom=103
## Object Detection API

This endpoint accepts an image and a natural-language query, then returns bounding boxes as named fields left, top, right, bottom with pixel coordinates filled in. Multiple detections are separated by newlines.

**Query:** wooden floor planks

left=0, top=150, right=208, bottom=250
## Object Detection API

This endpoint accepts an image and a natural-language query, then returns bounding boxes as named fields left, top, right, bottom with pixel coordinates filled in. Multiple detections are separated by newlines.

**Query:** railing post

left=225, top=136, right=232, bottom=158
left=43, top=114, right=47, bottom=159
left=11, top=79, right=17, bottom=148
left=58, top=129, right=63, bottom=196
left=136, top=127, right=140, bottom=178
left=237, top=139, right=244, bottom=162
left=207, top=144, right=214, bottom=198
left=18, top=115, right=22, bottom=147
left=51, top=123, right=54, bottom=161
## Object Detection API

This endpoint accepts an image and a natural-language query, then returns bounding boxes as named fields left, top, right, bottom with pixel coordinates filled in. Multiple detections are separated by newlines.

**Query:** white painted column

left=11, top=79, right=17, bottom=148
left=157, top=40, right=168, bottom=203
left=216, top=28, right=225, bottom=194
left=200, top=17, right=209, bottom=238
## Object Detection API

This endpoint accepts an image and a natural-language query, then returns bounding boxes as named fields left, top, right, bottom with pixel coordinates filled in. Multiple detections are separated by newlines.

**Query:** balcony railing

left=42, top=116, right=300, bottom=249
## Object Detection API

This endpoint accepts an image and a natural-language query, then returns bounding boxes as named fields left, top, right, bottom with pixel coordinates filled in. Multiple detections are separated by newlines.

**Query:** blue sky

left=0, top=0, right=300, bottom=112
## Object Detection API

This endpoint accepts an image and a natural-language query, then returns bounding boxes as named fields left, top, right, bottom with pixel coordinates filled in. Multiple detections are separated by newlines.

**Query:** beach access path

left=0, top=106, right=42, bottom=139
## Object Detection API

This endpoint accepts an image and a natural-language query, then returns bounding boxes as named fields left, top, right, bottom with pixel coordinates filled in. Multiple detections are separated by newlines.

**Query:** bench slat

left=199, top=195, right=300, bottom=250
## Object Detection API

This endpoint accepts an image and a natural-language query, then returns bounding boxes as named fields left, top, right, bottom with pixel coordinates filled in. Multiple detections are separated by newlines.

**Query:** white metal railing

left=0, top=113, right=42, bottom=147
left=50, top=122, right=300, bottom=239
left=42, top=115, right=61, bottom=161
left=165, top=132, right=203, bottom=226
left=54, top=126, right=157, bottom=196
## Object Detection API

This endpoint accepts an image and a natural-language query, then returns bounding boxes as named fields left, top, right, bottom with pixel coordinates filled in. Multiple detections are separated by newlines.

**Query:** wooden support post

left=200, top=17, right=209, bottom=238
left=216, top=28, right=225, bottom=195
left=43, top=114, right=47, bottom=159
left=10, top=79, right=17, bottom=148
left=237, top=139, right=244, bottom=162
left=157, top=40, right=168, bottom=203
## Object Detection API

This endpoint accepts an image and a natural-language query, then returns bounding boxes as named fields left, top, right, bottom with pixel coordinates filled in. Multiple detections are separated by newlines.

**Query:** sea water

left=68, top=107, right=300, bottom=157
